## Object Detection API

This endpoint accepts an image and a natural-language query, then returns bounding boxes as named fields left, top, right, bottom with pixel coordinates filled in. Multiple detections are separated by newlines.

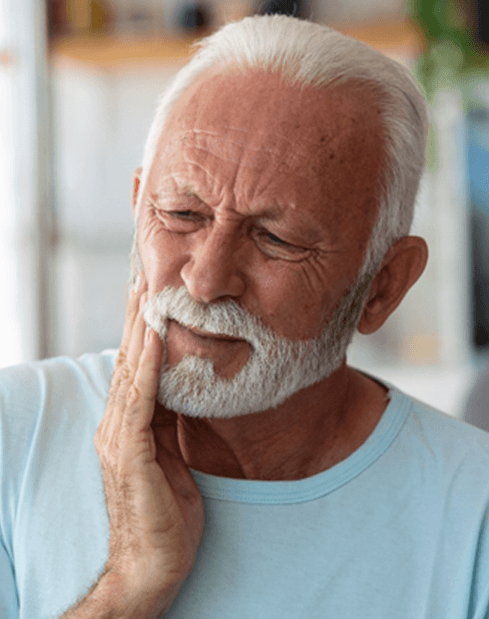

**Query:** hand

left=94, top=275, right=204, bottom=613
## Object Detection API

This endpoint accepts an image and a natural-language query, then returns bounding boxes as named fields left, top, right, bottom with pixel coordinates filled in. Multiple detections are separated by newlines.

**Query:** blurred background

left=1, top=0, right=489, bottom=419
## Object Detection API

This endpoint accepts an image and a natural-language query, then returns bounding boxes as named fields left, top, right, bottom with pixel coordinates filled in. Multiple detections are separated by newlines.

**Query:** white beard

left=143, top=276, right=372, bottom=419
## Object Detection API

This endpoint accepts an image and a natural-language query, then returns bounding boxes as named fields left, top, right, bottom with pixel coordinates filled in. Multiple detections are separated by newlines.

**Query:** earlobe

left=132, top=167, right=143, bottom=217
left=357, top=236, right=428, bottom=335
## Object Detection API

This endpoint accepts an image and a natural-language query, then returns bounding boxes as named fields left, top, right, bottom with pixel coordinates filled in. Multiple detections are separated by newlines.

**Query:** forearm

left=60, top=569, right=180, bottom=619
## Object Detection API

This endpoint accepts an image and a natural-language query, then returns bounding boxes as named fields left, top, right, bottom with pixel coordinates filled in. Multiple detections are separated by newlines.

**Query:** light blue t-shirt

left=1, top=351, right=489, bottom=618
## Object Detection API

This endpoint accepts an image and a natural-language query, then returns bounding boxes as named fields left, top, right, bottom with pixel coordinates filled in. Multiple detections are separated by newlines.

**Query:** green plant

left=409, top=0, right=487, bottom=99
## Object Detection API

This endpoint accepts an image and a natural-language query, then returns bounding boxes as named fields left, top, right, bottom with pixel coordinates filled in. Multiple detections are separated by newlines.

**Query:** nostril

left=180, top=251, right=245, bottom=304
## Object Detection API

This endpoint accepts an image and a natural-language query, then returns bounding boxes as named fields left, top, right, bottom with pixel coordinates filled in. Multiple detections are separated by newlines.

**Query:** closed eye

left=169, top=210, right=200, bottom=220
left=253, top=227, right=310, bottom=261
left=266, top=231, right=288, bottom=246
left=152, top=206, right=208, bottom=233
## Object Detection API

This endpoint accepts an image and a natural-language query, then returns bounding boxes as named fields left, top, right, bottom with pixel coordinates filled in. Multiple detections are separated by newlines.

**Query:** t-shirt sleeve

left=0, top=362, right=43, bottom=618
left=0, top=534, right=18, bottom=618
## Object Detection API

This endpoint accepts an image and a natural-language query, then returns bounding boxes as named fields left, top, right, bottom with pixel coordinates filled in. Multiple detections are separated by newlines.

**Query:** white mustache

left=143, top=286, right=279, bottom=348
left=141, top=284, right=361, bottom=418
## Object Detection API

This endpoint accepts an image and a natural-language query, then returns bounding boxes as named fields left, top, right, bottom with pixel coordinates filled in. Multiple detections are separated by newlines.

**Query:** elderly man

left=1, top=15, right=489, bottom=619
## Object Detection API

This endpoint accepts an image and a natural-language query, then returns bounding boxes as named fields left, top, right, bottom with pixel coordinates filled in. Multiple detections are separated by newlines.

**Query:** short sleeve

left=0, top=362, right=46, bottom=619
left=0, top=353, right=115, bottom=617
left=0, top=534, right=18, bottom=618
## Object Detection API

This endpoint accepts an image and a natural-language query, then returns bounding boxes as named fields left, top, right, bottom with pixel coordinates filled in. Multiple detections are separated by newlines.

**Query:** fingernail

left=139, top=291, right=149, bottom=312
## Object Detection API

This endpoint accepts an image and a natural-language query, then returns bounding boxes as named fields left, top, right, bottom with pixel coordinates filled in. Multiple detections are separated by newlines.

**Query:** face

left=135, top=69, right=385, bottom=415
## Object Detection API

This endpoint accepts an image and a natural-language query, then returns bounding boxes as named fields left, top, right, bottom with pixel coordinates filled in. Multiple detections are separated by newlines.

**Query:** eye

left=266, top=231, right=288, bottom=246
left=155, top=208, right=207, bottom=233
left=253, top=228, right=310, bottom=262
left=169, top=210, right=197, bottom=220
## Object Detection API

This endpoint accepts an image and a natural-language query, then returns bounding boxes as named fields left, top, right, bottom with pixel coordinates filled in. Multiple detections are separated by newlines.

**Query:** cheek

left=245, top=259, right=335, bottom=340
left=138, top=223, right=188, bottom=296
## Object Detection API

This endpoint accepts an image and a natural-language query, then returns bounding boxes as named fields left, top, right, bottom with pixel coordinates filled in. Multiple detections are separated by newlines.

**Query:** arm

left=60, top=569, right=180, bottom=619
left=61, top=276, right=204, bottom=618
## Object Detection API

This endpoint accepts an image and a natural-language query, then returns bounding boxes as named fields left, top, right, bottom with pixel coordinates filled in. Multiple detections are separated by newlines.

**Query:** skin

left=63, top=69, right=428, bottom=617
left=133, top=69, right=427, bottom=480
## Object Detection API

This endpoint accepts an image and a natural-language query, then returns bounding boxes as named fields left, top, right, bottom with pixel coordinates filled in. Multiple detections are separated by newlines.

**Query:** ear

left=357, top=236, right=428, bottom=335
left=132, top=167, right=143, bottom=217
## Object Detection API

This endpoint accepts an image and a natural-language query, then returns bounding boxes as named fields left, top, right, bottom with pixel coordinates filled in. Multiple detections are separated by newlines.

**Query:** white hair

left=134, top=14, right=429, bottom=281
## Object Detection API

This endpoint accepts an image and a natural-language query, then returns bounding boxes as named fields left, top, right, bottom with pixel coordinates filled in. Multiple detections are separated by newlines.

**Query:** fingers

left=106, top=327, right=163, bottom=468
left=108, top=274, right=147, bottom=406
left=125, top=292, right=150, bottom=383
left=96, top=268, right=165, bottom=467
left=97, top=274, right=149, bottom=448
left=123, top=328, right=163, bottom=435
left=107, top=292, right=150, bottom=440
left=117, top=274, right=147, bottom=375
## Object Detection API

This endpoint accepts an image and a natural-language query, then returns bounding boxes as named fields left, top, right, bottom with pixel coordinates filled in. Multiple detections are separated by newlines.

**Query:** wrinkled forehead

left=159, top=68, right=384, bottom=169
left=158, top=126, right=316, bottom=181
left=147, top=68, right=385, bottom=240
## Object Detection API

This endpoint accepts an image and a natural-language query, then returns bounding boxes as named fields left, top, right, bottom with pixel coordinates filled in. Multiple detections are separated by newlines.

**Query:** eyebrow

left=251, top=204, right=288, bottom=221
left=152, top=182, right=203, bottom=203
left=254, top=206, right=330, bottom=246
left=252, top=203, right=316, bottom=229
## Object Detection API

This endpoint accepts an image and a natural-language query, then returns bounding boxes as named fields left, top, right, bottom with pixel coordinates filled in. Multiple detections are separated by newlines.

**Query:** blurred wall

left=314, top=0, right=406, bottom=22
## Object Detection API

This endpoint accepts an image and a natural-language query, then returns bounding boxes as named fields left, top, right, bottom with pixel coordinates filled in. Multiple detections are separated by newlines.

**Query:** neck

left=175, top=365, right=389, bottom=481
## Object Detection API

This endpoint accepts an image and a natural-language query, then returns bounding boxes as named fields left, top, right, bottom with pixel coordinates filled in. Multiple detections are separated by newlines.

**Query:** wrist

left=94, top=568, right=181, bottom=619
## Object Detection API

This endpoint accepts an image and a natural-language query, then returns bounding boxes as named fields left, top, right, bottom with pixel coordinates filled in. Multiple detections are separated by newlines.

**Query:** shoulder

left=401, top=389, right=489, bottom=455
left=0, top=349, right=117, bottom=411
left=0, top=353, right=117, bottom=611
left=385, top=383, right=489, bottom=494
left=359, top=369, right=489, bottom=466
left=394, top=392, right=489, bottom=614
left=0, top=350, right=117, bottom=490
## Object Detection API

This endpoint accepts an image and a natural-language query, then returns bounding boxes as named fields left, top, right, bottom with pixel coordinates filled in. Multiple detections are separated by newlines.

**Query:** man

left=1, top=15, right=489, bottom=619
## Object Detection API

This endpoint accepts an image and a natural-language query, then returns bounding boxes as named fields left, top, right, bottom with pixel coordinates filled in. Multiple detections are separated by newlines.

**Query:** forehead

left=150, top=69, right=384, bottom=238
left=162, top=68, right=381, bottom=161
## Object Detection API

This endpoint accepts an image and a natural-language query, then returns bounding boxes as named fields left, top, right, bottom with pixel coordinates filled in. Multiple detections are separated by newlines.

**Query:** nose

left=180, top=227, right=246, bottom=304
